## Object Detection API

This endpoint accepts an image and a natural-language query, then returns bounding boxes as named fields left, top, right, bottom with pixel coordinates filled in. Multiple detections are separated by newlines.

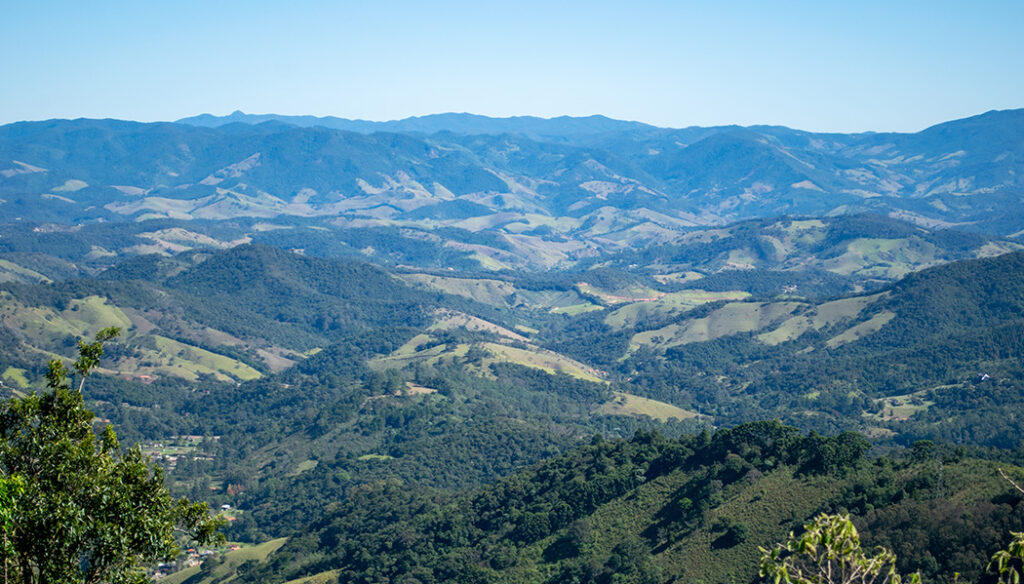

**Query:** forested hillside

left=175, top=422, right=1024, bottom=584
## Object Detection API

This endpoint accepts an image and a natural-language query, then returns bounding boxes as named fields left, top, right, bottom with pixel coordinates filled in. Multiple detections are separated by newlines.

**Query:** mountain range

left=1, top=110, right=1021, bottom=268
left=2, top=108, right=1024, bottom=582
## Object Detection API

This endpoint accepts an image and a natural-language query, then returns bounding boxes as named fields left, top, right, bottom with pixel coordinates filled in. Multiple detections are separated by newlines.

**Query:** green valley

left=0, top=110, right=1022, bottom=583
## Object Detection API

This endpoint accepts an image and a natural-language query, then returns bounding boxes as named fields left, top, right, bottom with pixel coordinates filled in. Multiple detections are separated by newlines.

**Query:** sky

left=2, top=0, right=1022, bottom=133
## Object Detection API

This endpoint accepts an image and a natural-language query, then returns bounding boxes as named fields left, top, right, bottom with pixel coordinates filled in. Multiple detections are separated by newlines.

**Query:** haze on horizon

left=2, top=0, right=1022, bottom=133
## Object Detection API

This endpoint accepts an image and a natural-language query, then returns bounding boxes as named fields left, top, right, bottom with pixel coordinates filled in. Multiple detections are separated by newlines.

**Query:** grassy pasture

left=372, top=332, right=604, bottom=383
left=823, top=238, right=939, bottom=278
left=0, top=259, right=52, bottom=284
left=0, top=294, right=133, bottom=347
left=429, top=310, right=528, bottom=342
left=632, top=301, right=801, bottom=351
left=725, top=248, right=759, bottom=269
left=652, top=271, right=704, bottom=285
left=865, top=389, right=936, bottom=422
left=605, top=289, right=750, bottom=330
left=576, top=282, right=663, bottom=305
left=159, top=538, right=288, bottom=584
left=282, top=570, right=342, bottom=584
left=150, top=336, right=262, bottom=381
left=481, top=343, right=604, bottom=383
left=550, top=302, right=604, bottom=315
left=825, top=311, right=896, bottom=349
left=510, top=466, right=840, bottom=584
left=515, top=288, right=592, bottom=311
left=598, top=392, right=697, bottom=422
left=756, top=293, right=885, bottom=346
left=397, top=273, right=516, bottom=307
left=2, top=367, right=28, bottom=388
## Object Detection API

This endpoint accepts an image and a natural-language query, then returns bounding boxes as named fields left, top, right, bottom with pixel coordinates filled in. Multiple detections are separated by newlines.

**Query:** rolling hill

left=597, top=251, right=1024, bottom=447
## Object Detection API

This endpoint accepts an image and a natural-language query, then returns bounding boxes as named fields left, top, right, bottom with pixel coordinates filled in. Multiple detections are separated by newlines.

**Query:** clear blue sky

left=2, top=0, right=1021, bottom=132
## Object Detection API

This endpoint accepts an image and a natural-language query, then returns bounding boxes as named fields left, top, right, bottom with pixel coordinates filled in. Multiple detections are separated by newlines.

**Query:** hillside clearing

left=598, top=392, right=698, bottom=422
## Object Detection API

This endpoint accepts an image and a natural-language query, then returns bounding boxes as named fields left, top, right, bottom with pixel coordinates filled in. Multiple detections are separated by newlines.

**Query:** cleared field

left=725, top=248, right=758, bottom=269
left=2, top=367, right=29, bottom=388
left=429, top=310, right=528, bottom=342
left=605, top=289, right=750, bottom=330
left=0, top=294, right=133, bottom=345
left=498, top=213, right=581, bottom=234
left=0, top=259, right=52, bottom=284
left=823, top=238, right=939, bottom=278
left=137, top=227, right=247, bottom=250
left=469, top=252, right=511, bottom=271
left=760, top=235, right=788, bottom=261
left=372, top=333, right=604, bottom=383
left=370, top=334, right=448, bottom=371
left=659, top=468, right=840, bottom=584
left=632, top=301, right=802, bottom=350
left=283, top=570, right=342, bottom=584
left=865, top=390, right=935, bottom=422
left=255, top=347, right=298, bottom=373
left=777, top=219, right=827, bottom=244
left=598, top=392, right=697, bottom=422
left=404, top=382, right=438, bottom=395
left=397, top=273, right=516, bottom=307
left=481, top=343, right=604, bottom=383
left=65, top=296, right=134, bottom=334
left=515, top=288, right=592, bottom=311
left=652, top=271, right=704, bottom=285
left=551, top=302, right=604, bottom=315
left=825, top=311, right=896, bottom=349
left=289, top=459, right=319, bottom=476
left=150, top=336, right=262, bottom=381
left=53, top=179, right=88, bottom=192
left=756, top=293, right=885, bottom=346
left=502, top=233, right=583, bottom=267
left=576, top=282, right=663, bottom=305
left=159, top=538, right=288, bottom=584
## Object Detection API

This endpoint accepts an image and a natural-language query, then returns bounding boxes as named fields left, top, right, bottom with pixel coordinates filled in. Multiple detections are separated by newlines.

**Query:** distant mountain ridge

left=2, top=109, right=1022, bottom=248
left=176, top=110, right=661, bottom=139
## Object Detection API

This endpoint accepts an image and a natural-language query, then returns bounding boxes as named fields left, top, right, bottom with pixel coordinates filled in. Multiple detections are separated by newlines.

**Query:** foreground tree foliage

left=760, top=514, right=921, bottom=584
left=991, top=532, right=1024, bottom=584
left=0, top=328, right=223, bottom=584
left=762, top=514, right=1024, bottom=584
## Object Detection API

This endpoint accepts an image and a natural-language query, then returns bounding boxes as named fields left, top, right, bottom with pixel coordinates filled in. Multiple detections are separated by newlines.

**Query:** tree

left=990, top=532, right=1024, bottom=584
left=759, top=513, right=920, bottom=584
left=0, top=475, right=24, bottom=584
left=0, top=327, right=223, bottom=584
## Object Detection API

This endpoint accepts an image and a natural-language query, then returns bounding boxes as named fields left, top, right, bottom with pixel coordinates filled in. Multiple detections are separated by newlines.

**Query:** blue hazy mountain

left=176, top=110, right=660, bottom=141
left=1, top=110, right=1021, bottom=244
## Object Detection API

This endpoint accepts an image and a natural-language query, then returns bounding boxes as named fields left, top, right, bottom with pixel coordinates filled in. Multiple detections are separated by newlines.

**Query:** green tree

left=990, top=532, right=1024, bottom=584
left=0, top=474, right=24, bottom=584
left=0, top=327, right=223, bottom=584
left=759, top=513, right=921, bottom=584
